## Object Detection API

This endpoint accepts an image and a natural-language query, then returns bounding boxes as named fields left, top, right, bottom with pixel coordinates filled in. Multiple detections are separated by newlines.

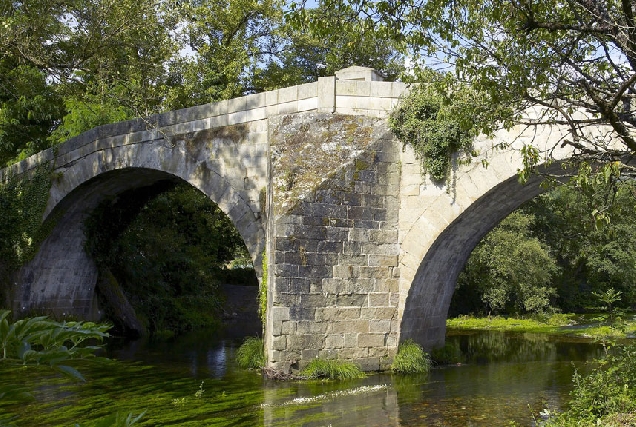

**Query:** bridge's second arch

left=396, top=117, right=588, bottom=350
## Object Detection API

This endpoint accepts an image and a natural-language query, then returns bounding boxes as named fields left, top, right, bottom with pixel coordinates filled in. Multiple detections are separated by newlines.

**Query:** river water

left=0, top=325, right=606, bottom=427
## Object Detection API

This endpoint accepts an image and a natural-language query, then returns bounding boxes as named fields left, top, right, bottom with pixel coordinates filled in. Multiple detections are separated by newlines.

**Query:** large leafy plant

left=0, top=310, right=110, bottom=384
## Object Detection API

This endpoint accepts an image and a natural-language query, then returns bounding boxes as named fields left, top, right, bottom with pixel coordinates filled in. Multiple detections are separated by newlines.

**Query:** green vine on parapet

left=388, top=71, right=489, bottom=182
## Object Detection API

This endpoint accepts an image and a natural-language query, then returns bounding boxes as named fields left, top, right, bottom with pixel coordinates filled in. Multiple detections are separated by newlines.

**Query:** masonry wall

left=267, top=112, right=401, bottom=372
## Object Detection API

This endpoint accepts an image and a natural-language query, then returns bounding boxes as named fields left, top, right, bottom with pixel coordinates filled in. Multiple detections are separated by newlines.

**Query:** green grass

left=235, top=337, right=265, bottom=369
left=446, top=314, right=636, bottom=340
left=391, top=339, right=431, bottom=374
left=447, top=315, right=564, bottom=332
left=300, top=359, right=365, bottom=380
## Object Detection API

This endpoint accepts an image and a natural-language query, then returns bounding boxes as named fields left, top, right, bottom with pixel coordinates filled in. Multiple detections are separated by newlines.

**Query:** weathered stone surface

left=2, top=66, right=593, bottom=374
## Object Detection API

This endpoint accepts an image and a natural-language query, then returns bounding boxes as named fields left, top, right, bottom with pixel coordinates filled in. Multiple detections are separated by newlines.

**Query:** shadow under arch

left=13, top=166, right=265, bottom=321
left=399, top=164, right=564, bottom=349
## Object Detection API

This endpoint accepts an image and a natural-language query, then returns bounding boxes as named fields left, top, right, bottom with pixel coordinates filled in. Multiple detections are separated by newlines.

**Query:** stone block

left=266, top=89, right=279, bottom=106
left=226, top=97, right=247, bottom=113
left=336, top=80, right=358, bottom=96
left=271, top=306, right=290, bottom=323
left=356, top=357, right=380, bottom=371
left=368, top=292, right=390, bottom=307
left=289, top=334, right=324, bottom=351
left=331, top=320, right=369, bottom=334
left=337, top=253, right=368, bottom=266
left=369, top=319, right=391, bottom=333
left=298, top=97, right=318, bottom=112
left=345, top=278, right=375, bottom=294
left=357, top=267, right=391, bottom=280
left=318, top=76, right=336, bottom=113
left=278, top=86, right=298, bottom=104
left=315, top=307, right=361, bottom=322
left=368, top=346, right=390, bottom=360
left=289, top=306, right=316, bottom=320
left=296, top=320, right=328, bottom=334
left=322, top=278, right=347, bottom=294
left=273, top=335, right=287, bottom=351
left=245, top=92, right=267, bottom=109
left=358, top=333, right=386, bottom=348
left=281, top=320, right=295, bottom=335
left=360, top=307, right=397, bottom=321
left=278, top=101, right=299, bottom=114
left=333, top=265, right=355, bottom=279
left=325, top=334, right=345, bottom=349
left=301, top=349, right=320, bottom=360
left=370, top=82, right=394, bottom=98
left=335, top=294, right=367, bottom=307
left=368, top=255, right=399, bottom=267
left=339, top=348, right=368, bottom=360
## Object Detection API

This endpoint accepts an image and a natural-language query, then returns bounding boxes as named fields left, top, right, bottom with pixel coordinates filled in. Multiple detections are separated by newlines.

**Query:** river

left=0, top=325, right=606, bottom=426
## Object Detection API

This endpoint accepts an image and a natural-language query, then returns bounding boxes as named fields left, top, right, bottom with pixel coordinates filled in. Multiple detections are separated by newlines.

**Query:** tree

left=527, top=180, right=636, bottom=311
left=85, top=182, right=250, bottom=335
left=254, top=3, right=404, bottom=91
left=294, top=0, right=636, bottom=185
left=453, top=211, right=559, bottom=315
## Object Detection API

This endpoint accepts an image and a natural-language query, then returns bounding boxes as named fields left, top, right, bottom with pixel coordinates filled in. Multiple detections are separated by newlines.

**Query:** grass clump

left=391, top=339, right=431, bottom=374
left=300, top=359, right=365, bottom=380
left=236, top=337, right=265, bottom=369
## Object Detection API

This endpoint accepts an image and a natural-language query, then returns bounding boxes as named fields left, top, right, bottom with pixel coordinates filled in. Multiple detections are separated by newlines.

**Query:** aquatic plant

left=236, top=336, right=265, bottom=369
left=300, top=358, right=365, bottom=380
left=391, top=339, right=431, bottom=374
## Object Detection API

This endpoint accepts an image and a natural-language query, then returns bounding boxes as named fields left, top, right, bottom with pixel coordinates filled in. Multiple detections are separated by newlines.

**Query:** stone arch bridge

left=1, top=67, right=576, bottom=372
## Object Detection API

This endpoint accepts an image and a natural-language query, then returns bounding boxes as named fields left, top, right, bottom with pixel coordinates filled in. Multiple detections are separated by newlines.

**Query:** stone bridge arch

left=396, top=115, right=593, bottom=349
left=1, top=67, right=615, bottom=372
left=7, top=112, right=268, bottom=319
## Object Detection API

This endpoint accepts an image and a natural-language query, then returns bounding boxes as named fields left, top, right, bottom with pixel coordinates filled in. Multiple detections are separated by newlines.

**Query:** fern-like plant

left=0, top=310, right=110, bottom=382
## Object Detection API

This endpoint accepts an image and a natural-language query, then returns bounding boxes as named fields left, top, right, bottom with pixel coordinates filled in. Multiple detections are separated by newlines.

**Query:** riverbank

left=447, top=314, right=636, bottom=340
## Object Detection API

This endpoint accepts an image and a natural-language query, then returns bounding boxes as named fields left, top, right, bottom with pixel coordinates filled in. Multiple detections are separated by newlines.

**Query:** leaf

left=55, top=365, right=86, bottom=382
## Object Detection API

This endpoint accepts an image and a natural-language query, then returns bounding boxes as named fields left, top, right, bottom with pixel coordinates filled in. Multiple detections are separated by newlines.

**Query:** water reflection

left=3, top=328, right=609, bottom=427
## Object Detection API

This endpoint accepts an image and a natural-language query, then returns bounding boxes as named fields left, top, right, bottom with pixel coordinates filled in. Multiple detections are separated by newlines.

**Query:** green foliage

left=258, top=2, right=404, bottom=91
left=300, top=0, right=636, bottom=176
left=447, top=315, right=562, bottom=333
left=391, top=339, right=431, bottom=374
left=300, top=358, right=365, bottom=380
left=0, top=310, right=109, bottom=376
left=526, top=180, right=636, bottom=312
left=78, top=411, right=145, bottom=427
left=388, top=74, right=481, bottom=181
left=235, top=337, right=265, bottom=370
left=545, top=346, right=636, bottom=426
left=454, top=211, right=559, bottom=315
left=259, top=250, right=268, bottom=325
left=0, top=166, right=53, bottom=299
left=85, top=182, right=251, bottom=336
left=0, top=64, right=64, bottom=165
